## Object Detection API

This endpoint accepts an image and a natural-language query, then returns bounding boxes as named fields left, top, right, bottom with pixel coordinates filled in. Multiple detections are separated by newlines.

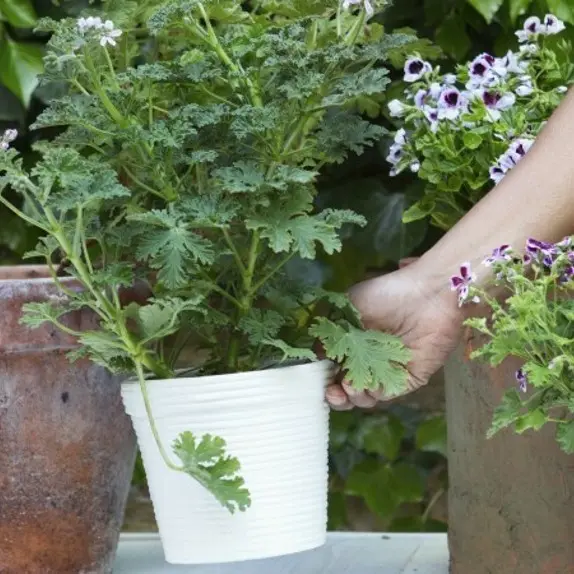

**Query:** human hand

left=325, top=259, right=464, bottom=410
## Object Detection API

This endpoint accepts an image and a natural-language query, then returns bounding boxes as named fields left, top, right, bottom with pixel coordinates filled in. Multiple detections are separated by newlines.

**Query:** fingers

left=325, top=381, right=380, bottom=410
left=325, top=384, right=354, bottom=410
left=341, top=381, right=378, bottom=408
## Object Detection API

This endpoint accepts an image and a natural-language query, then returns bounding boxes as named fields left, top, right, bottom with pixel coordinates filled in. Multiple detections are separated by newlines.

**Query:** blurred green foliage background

left=3, top=0, right=571, bottom=531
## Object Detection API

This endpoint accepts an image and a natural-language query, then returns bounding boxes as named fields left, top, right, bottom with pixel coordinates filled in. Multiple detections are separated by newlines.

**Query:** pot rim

left=0, top=265, right=75, bottom=284
left=121, top=359, right=334, bottom=389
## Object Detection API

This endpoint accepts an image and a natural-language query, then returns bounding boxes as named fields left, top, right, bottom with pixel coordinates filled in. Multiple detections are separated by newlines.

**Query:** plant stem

left=196, top=2, right=263, bottom=108
left=222, top=228, right=246, bottom=273
left=250, top=252, right=295, bottom=295
left=122, top=165, right=167, bottom=199
left=103, top=46, right=121, bottom=90
left=226, top=232, right=260, bottom=370
left=135, top=360, right=183, bottom=470
left=0, top=195, right=49, bottom=232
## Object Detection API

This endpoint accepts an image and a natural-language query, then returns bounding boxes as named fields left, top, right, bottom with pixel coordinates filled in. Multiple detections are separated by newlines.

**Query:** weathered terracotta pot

left=0, top=266, right=137, bottom=574
left=445, top=333, right=574, bottom=574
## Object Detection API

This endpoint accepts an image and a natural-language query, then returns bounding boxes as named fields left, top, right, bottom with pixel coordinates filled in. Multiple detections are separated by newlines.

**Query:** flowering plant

left=454, top=238, right=574, bottom=454
left=0, top=0, right=413, bottom=510
left=387, top=14, right=573, bottom=230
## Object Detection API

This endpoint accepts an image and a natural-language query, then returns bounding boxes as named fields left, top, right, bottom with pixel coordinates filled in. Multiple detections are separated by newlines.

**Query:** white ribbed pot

left=121, top=360, right=331, bottom=565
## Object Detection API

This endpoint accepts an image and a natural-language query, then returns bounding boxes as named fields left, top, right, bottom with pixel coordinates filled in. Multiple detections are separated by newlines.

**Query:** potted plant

left=452, top=236, right=574, bottom=573
left=0, top=0, right=413, bottom=565
left=385, top=14, right=574, bottom=574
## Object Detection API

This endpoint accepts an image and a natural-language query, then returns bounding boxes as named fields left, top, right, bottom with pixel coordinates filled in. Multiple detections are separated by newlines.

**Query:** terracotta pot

left=444, top=334, right=574, bottom=574
left=0, top=266, right=137, bottom=574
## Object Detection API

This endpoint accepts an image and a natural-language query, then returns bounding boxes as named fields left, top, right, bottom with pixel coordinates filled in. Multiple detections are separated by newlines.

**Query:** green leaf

left=436, top=14, right=471, bottom=60
left=137, top=297, right=204, bottom=343
left=416, top=416, right=447, bottom=457
left=239, top=309, right=285, bottom=345
left=133, top=211, right=214, bottom=288
left=488, top=389, right=523, bottom=438
left=547, top=0, right=574, bottom=24
left=20, top=301, right=68, bottom=329
left=463, top=132, right=483, bottom=150
left=389, top=463, right=425, bottom=503
left=515, top=408, right=547, bottom=434
left=248, top=214, right=341, bottom=258
left=172, top=432, right=251, bottom=514
left=363, top=415, right=405, bottom=461
left=556, top=420, right=574, bottom=454
left=261, top=338, right=317, bottom=362
left=345, top=460, right=399, bottom=518
left=402, top=199, right=436, bottom=224
left=309, top=318, right=410, bottom=394
left=509, top=0, right=533, bottom=22
left=466, top=0, right=504, bottom=23
left=0, top=0, right=37, bottom=28
left=0, top=38, right=43, bottom=107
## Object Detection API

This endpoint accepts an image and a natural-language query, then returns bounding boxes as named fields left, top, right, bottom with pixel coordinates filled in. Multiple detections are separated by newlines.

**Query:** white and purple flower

left=450, top=262, right=479, bottom=306
left=526, top=238, right=559, bottom=267
left=77, top=17, right=122, bottom=47
left=516, top=16, right=542, bottom=43
left=499, top=51, right=528, bottom=75
left=489, top=164, right=506, bottom=184
left=77, top=16, right=104, bottom=31
left=467, top=53, right=498, bottom=89
left=489, top=138, right=534, bottom=184
left=480, top=89, right=516, bottom=121
left=0, top=129, right=17, bottom=151
left=99, top=20, right=122, bottom=47
left=483, top=244, right=513, bottom=266
left=542, top=14, right=566, bottom=35
left=438, top=87, right=466, bottom=120
left=423, top=107, right=440, bottom=132
left=404, top=57, right=432, bottom=83
left=342, top=0, right=375, bottom=18
left=386, top=143, right=403, bottom=167
left=394, top=128, right=407, bottom=146
left=516, top=368, right=528, bottom=393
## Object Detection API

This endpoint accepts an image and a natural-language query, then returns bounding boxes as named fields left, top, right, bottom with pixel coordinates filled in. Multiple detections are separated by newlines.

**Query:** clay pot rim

left=0, top=265, right=74, bottom=284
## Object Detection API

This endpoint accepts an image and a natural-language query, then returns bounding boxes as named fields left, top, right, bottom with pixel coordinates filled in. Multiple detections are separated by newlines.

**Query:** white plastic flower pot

left=121, top=360, right=332, bottom=564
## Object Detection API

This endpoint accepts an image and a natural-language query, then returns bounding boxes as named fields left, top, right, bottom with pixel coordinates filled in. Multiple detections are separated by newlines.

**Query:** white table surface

left=114, top=533, right=449, bottom=573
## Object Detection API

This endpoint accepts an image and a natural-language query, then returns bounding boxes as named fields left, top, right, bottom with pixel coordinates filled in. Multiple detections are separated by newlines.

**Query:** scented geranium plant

left=386, top=14, right=573, bottom=230
left=0, top=0, right=412, bottom=511
left=452, top=238, right=574, bottom=454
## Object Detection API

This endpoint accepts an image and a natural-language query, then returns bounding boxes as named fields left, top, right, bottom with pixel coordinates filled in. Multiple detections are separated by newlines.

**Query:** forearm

left=418, top=89, right=574, bottom=289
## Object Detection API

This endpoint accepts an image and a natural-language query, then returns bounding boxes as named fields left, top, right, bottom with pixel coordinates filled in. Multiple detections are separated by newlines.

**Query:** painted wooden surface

left=114, top=533, right=448, bottom=573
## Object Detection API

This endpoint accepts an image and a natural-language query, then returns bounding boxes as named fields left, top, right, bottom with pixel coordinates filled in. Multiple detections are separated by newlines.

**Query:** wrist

left=401, top=254, right=467, bottom=320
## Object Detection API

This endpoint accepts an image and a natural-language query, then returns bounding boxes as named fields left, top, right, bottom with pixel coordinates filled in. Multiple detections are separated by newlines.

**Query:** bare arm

left=329, top=89, right=574, bottom=409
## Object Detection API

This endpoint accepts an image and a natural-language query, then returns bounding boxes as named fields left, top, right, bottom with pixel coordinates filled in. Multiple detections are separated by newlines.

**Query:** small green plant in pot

left=0, top=0, right=413, bottom=564
left=455, top=238, right=574, bottom=454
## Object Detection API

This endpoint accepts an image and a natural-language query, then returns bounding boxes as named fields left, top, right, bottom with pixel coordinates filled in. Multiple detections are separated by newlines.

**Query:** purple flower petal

left=459, top=263, right=472, bottom=280
left=450, top=276, right=464, bottom=290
